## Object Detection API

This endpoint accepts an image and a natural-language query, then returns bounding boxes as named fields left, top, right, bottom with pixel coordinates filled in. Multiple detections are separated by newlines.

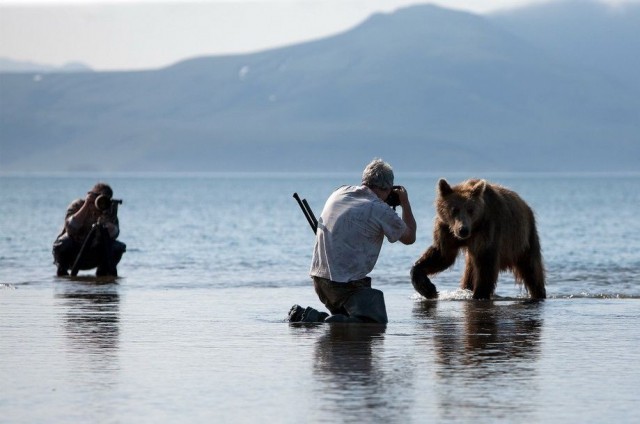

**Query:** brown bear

left=410, top=178, right=546, bottom=300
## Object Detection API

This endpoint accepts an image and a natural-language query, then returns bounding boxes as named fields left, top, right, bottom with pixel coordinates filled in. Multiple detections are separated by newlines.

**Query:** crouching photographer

left=52, top=182, right=126, bottom=277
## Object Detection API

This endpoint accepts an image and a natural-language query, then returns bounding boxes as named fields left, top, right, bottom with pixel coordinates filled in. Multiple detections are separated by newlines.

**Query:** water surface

left=1, top=173, right=639, bottom=423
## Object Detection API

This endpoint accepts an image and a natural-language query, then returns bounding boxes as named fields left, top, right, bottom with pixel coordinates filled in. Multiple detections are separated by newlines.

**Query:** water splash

left=411, top=288, right=474, bottom=301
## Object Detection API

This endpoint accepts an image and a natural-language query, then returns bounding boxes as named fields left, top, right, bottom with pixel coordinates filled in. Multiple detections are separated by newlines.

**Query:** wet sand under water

left=1, top=282, right=639, bottom=424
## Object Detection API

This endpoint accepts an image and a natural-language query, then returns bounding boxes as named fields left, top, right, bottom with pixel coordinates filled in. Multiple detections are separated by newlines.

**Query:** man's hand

left=395, top=186, right=409, bottom=208
left=84, top=191, right=99, bottom=209
left=397, top=186, right=417, bottom=245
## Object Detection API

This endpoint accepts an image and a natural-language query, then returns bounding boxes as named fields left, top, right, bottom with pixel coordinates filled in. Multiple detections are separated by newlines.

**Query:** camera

left=385, top=186, right=402, bottom=209
left=95, top=194, right=123, bottom=212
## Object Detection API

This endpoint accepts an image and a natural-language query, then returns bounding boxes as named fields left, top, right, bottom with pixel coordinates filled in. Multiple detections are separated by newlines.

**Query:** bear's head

left=436, top=178, right=487, bottom=240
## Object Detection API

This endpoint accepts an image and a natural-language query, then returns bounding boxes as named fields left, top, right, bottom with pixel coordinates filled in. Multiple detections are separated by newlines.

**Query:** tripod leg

left=70, top=225, right=97, bottom=276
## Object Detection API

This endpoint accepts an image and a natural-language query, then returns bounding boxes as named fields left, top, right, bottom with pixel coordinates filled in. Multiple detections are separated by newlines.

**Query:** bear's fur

left=411, top=178, right=546, bottom=300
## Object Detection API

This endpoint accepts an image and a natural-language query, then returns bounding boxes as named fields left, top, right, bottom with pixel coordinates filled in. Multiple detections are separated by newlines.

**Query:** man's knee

left=343, top=288, right=388, bottom=324
left=52, top=235, right=77, bottom=264
left=112, top=241, right=126, bottom=264
left=96, top=239, right=126, bottom=276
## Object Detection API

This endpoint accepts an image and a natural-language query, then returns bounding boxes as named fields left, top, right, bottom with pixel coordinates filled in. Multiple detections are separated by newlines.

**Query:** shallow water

left=1, top=173, right=639, bottom=423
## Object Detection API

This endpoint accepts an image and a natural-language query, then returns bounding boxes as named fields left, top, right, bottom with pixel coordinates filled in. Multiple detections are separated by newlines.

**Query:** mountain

left=0, top=57, right=92, bottom=73
left=490, top=0, right=640, bottom=93
left=0, top=3, right=638, bottom=173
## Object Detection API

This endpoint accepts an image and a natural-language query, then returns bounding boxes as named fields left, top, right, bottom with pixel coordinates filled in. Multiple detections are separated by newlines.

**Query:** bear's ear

left=471, top=179, right=487, bottom=197
left=438, top=179, right=453, bottom=196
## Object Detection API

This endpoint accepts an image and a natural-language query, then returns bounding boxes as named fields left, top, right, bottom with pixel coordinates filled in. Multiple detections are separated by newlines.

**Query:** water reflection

left=314, top=324, right=386, bottom=381
left=55, top=278, right=120, bottom=372
left=312, top=324, right=389, bottom=416
left=414, top=301, right=544, bottom=421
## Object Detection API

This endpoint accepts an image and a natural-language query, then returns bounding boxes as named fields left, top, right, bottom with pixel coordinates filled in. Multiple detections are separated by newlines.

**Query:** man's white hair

left=362, top=158, right=394, bottom=190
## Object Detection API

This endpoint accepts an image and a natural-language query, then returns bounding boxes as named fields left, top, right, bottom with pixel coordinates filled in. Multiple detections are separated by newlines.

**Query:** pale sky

left=0, top=0, right=637, bottom=70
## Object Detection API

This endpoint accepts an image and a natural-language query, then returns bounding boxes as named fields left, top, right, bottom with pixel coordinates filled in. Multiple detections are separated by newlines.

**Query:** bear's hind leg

left=515, top=255, right=546, bottom=299
left=517, top=222, right=546, bottom=299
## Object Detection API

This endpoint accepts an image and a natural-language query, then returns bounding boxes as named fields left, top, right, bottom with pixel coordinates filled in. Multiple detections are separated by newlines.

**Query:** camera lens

left=95, top=194, right=111, bottom=211
left=385, top=190, right=400, bottom=208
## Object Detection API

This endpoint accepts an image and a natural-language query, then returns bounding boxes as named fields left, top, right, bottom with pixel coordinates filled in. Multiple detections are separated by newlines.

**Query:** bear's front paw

left=410, top=265, right=439, bottom=299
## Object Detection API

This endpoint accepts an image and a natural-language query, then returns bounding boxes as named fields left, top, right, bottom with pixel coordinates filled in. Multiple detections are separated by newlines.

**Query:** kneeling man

left=290, top=158, right=416, bottom=323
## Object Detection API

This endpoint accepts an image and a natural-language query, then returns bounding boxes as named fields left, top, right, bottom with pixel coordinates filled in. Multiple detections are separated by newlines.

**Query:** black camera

left=95, top=194, right=123, bottom=212
left=385, top=186, right=402, bottom=209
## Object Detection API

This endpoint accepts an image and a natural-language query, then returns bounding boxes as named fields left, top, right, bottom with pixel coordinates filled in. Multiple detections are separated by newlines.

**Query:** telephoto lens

left=95, top=194, right=112, bottom=211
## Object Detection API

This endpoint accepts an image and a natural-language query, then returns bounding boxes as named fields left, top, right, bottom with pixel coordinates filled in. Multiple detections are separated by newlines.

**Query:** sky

left=0, top=0, right=638, bottom=70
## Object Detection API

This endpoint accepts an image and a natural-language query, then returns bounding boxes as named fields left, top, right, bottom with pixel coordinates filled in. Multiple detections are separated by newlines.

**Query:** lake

left=1, top=172, right=639, bottom=423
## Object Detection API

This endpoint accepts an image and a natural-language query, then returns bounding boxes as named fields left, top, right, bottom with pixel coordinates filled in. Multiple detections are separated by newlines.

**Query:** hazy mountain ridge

left=1, top=2, right=638, bottom=173
left=491, top=0, right=640, bottom=92
left=0, top=57, right=92, bottom=73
